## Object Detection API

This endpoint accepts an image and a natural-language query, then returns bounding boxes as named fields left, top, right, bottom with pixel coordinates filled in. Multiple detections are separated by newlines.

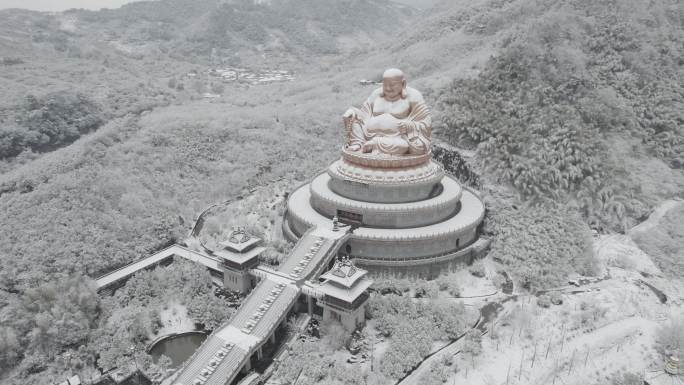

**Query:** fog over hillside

left=0, top=0, right=682, bottom=384
left=0, top=0, right=148, bottom=12
left=0, top=0, right=436, bottom=12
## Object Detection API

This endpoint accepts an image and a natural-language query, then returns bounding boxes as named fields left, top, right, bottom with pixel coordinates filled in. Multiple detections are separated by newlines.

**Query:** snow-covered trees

left=271, top=339, right=338, bottom=385
left=655, top=316, right=684, bottom=365
left=0, top=276, right=100, bottom=373
left=0, top=326, right=21, bottom=369
left=367, top=294, right=469, bottom=379
left=421, top=356, right=457, bottom=385
left=461, top=330, right=483, bottom=365
left=488, top=205, right=596, bottom=291
left=0, top=92, right=103, bottom=159
left=381, top=317, right=434, bottom=378
left=438, top=0, right=682, bottom=231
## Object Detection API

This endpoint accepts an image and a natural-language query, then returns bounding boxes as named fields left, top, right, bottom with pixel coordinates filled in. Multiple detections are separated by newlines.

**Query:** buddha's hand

left=347, top=143, right=362, bottom=151
left=398, top=120, right=411, bottom=135
left=343, top=108, right=356, bottom=119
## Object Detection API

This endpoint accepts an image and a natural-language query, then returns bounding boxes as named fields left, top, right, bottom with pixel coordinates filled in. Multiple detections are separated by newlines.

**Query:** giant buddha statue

left=343, top=68, right=431, bottom=156
left=283, top=66, right=486, bottom=273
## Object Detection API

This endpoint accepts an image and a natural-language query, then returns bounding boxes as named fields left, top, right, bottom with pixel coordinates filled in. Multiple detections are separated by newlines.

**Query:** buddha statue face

left=382, top=75, right=406, bottom=102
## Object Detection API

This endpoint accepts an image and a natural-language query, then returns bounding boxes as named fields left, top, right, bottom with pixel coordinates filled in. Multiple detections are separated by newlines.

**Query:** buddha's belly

left=366, top=113, right=402, bottom=136
left=373, top=98, right=411, bottom=118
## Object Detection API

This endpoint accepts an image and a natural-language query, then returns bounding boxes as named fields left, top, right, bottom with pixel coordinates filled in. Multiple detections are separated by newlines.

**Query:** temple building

left=283, top=68, right=487, bottom=276
left=165, top=68, right=488, bottom=385
left=215, top=228, right=265, bottom=294
left=314, top=256, right=372, bottom=331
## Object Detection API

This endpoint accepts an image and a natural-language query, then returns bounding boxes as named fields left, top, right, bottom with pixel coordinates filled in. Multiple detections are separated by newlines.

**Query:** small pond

left=149, top=332, right=207, bottom=368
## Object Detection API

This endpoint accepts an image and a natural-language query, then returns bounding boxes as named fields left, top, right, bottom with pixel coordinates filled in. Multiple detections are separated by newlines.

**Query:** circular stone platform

left=328, top=159, right=444, bottom=203
left=310, top=173, right=462, bottom=228
left=285, top=173, right=485, bottom=266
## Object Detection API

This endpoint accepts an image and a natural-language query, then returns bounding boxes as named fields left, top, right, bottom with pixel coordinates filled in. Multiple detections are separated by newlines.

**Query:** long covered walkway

left=172, top=225, right=350, bottom=385
left=95, top=245, right=221, bottom=292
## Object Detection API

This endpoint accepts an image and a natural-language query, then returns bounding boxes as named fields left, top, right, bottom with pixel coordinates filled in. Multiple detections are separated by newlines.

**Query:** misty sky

left=0, top=0, right=436, bottom=12
left=0, top=0, right=147, bottom=12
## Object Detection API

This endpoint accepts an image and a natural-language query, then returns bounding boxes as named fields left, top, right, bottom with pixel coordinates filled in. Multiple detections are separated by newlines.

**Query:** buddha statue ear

left=401, top=80, right=408, bottom=99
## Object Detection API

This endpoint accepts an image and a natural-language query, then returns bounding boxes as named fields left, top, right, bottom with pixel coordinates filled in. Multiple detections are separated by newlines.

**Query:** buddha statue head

left=380, top=68, right=407, bottom=101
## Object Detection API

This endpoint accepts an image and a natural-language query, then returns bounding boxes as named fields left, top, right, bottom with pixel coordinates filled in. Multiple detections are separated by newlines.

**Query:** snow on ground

left=439, top=279, right=669, bottom=385
left=195, top=190, right=681, bottom=385
left=629, top=199, right=683, bottom=236
left=426, top=200, right=684, bottom=385
left=452, top=266, right=498, bottom=298
left=461, top=312, right=660, bottom=385
left=399, top=333, right=469, bottom=385
left=594, top=234, right=662, bottom=277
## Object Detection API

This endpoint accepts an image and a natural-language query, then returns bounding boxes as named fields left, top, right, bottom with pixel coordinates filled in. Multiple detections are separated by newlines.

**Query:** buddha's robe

left=346, top=87, right=431, bottom=156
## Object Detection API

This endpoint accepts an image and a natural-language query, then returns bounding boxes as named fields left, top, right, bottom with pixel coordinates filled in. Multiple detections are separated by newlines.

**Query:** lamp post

left=370, top=334, right=374, bottom=372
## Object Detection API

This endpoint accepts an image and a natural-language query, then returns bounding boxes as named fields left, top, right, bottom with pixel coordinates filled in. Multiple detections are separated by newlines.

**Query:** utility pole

left=584, top=348, right=590, bottom=368
left=568, top=348, right=576, bottom=375
left=560, top=324, right=566, bottom=353
left=370, top=335, right=374, bottom=372
left=506, top=361, right=511, bottom=385
left=552, top=359, right=558, bottom=385
left=293, top=367, right=304, bottom=385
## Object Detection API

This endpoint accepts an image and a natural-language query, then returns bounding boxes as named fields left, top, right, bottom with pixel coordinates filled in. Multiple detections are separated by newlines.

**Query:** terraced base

left=285, top=174, right=486, bottom=266
left=310, top=173, right=462, bottom=228
left=328, top=159, right=444, bottom=203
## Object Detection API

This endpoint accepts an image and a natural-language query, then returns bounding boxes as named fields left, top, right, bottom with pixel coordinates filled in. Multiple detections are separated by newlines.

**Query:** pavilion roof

left=219, top=228, right=261, bottom=253
left=320, top=256, right=367, bottom=288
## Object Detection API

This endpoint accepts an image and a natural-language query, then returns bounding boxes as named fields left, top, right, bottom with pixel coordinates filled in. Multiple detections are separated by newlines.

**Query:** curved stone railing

left=351, top=190, right=485, bottom=241
left=281, top=215, right=299, bottom=242
left=341, top=147, right=431, bottom=168
left=146, top=331, right=207, bottom=354
left=353, top=238, right=491, bottom=267
left=310, top=173, right=461, bottom=214
left=286, top=187, right=484, bottom=246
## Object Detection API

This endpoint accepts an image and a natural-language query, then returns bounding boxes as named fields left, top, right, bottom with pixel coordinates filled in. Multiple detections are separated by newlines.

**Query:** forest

left=0, top=0, right=682, bottom=383
left=439, top=0, right=683, bottom=232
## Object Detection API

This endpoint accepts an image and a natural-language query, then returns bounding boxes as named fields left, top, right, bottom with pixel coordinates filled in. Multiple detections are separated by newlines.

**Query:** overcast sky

left=0, top=0, right=436, bottom=12
left=0, top=0, right=147, bottom=12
